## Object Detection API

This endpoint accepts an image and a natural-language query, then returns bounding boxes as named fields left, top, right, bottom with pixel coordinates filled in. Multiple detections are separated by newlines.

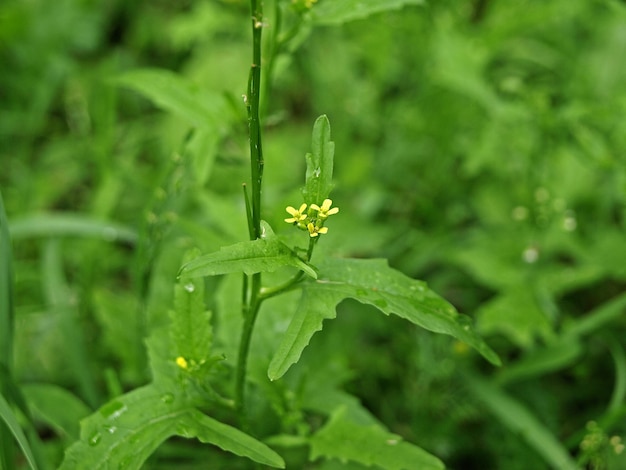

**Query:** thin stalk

left=246, top=0, right=264, bottom=240
left=235, top=272, right=261, bottom=416
left=236, top=0, right=265, bottom=418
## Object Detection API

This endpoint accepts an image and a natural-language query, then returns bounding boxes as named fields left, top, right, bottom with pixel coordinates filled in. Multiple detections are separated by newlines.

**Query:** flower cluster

left=285, top=198, right=339, bottom=237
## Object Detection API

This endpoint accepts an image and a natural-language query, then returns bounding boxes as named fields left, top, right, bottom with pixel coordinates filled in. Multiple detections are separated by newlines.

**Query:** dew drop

left=313, top=167, right=321, bottom=177
left=88, top=431, right=102, bottom=447
left=100, top=401, right=127, bottom=420
left=103, top=425, right=117, bottom=434
left=184, top=283, right=195, bottom=293
left=161, top=393, right=174, bottom=404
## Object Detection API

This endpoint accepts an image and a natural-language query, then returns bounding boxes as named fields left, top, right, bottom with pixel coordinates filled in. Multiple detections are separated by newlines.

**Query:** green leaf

left=115, top=68, right=231, bottom=130
left=170, top=250, right=213, bottom=364
left=310, top=0, right=424, bottom=26
left=310, top=406, right=444, bottom=470
left=9, top=213, right=137, bottom=244
left=0, top=392, right=39, bottom=470
left=21, top=384, right=91, bottom=441
left=60, top=385, right=284, bottom=469
left=179, top=223, right=316, bottom=279
left=495, top=339, right=582, bottom=386
left=269, top=258, right=500, bottom=380
left=115, top=68, right=233, bottom=183
left=302, top=115, right=335, bottom=207
left=477, top=289, right=554, bottom=349
left=465, top=375, right=578, bottom=470
left=0, top=192, right=13, bottom=373
left=177, top=409, right=285, bottom=468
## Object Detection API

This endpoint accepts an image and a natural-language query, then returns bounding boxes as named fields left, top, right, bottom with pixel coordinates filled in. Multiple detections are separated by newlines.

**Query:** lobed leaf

left=60, top=385, right=284, bottom=469
left=302, top=115, right=335, bottom=207
left=178, top=409, right=285, bottom=468
left=310, top=0, right=425, bottom=26
left=179, top=224, right=316, bottom=279
left=310, top=406, right=444, bottom=470
left=269, top=258, right=500, bottom=380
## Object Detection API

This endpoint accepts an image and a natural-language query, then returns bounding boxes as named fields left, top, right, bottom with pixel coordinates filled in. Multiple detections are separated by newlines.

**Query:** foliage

left=2, top=0, right=626, bottom=468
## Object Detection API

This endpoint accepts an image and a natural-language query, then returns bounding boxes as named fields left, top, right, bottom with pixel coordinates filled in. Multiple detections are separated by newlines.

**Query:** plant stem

left=247, top=0, right=264, bottom=240
left=236, top=0, right=265, bottom=418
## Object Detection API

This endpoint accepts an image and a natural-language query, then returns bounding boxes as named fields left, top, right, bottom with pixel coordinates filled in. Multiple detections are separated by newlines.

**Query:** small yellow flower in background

left=285, top=203, right=308, bottom=224
left=311, top=199, right=339, bottom=219
left=307, top=222, right=328, bottom=237
left=176, top=356, right=188, bottom=369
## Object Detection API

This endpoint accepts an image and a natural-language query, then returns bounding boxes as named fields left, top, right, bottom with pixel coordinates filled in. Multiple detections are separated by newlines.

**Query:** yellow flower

left=176, top=356, right=188, bottom=369
left=307, top=222, right=328, bottom=237
left=310, top=199, right=339, bottom=219
left=285, top=203, right=308, bottom=224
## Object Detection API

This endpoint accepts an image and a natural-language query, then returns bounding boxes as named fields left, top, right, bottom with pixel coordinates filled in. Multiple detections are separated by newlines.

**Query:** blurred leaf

left=310, top=406, right=444, bottom=470
left=9, top=214, right=137, bottom=243
left=269, top=258, right=500, bottom=380
left=60, top=385, right=285, bottom=469
left=477, top=289, right=554, bottom=349
left=495, top=338, right=583, bottom=385
left=0, top=392, right=39, bottom=470
left=310, top=0, right=424, bottom=26
left=115, top=68, right=230, bottom=130
left=92, top=290, right=145, bottom=383
left=302, top=115, right=335, bottom=207
left=0, top=192, right=13, bottom=372
left=21, top=384, right=91, bottom=441
left=564, top=291, right=626, bottom=339
left=179, top=222, right=316, bottom=279
left=466, top=375, right=578, bottom=470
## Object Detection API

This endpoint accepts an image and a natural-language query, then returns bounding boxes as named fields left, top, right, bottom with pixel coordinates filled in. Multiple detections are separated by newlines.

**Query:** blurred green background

left=2, top=0, right=626, bottom=468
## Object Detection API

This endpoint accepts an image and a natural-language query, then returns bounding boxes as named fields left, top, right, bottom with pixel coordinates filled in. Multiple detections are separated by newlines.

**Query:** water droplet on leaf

left=88, top=431, right=102, bottom=446
left=184, top=283, right=195, bottom=293
left=100, top=401, right=127, bottom=420
left=103, top=425, right=117, bottom=434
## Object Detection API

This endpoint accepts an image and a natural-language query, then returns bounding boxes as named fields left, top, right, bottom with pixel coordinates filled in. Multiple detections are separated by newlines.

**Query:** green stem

left=246, top=0, right=264, bottom=240
left=236, top=0, right=265, bottom=419
left=235, top=272, right=261, bottom=416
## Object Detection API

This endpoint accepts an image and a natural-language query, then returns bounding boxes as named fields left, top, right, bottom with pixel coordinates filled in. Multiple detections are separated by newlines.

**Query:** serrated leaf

left=178, top=409, right=285, bottom=468
left=60, top=385, right=284, bottom=469
left=269, top=258, right=499, bottom=380
left=310, top=406, right=444, bottom=470
left=302, top=115, right=335, bottom=207
left=179, top=223, right=316, bottom=279
left=170, top=250, right=213, bottom=366
left=310, top=0, right=424, bottom=26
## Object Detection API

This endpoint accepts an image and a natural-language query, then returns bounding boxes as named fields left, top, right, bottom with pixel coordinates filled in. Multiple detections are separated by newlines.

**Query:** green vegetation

left=1, top=0, right=626, bottom=468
